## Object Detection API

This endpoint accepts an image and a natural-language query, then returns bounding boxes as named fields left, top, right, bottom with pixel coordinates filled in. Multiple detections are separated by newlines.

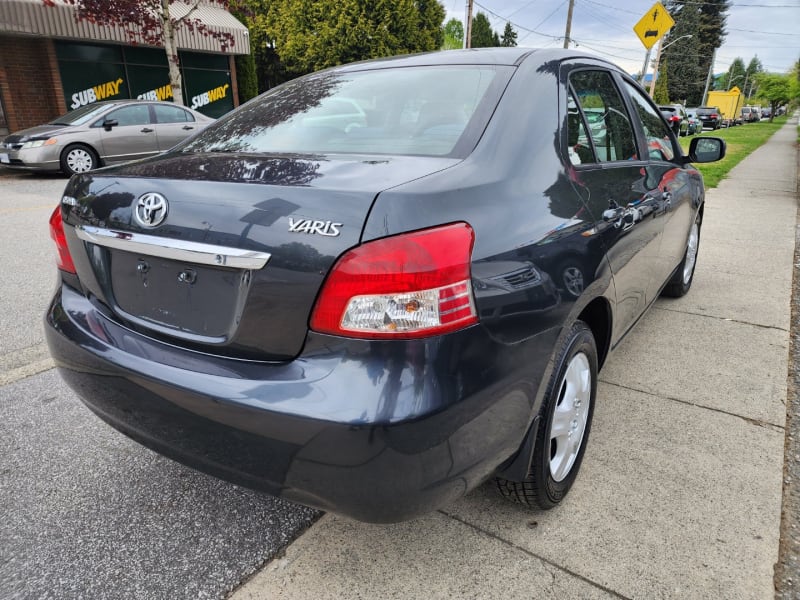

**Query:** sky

left=444, top=0, right=799, bottom=77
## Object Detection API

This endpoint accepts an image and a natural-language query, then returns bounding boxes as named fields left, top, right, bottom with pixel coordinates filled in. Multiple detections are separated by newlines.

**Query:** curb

left=775, top=115, right=800, bottom=598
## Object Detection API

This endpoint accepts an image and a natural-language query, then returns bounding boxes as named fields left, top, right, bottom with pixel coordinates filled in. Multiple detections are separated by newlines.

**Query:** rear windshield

left=696, top=108, right=717, bottom=115
left=181, top=66, right=509, bottom=158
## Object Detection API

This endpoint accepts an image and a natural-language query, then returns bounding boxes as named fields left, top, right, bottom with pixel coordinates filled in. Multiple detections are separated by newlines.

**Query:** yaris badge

left=134, top=192, right=168, bottom=228
left=288, top=218, right=342, bottom=237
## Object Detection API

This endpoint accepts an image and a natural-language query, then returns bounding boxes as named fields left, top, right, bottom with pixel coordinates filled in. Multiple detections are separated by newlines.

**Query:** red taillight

left=310, top=222, right=478, bottom=339
left=49, top=205, right=76, bottom=274
left=711, top=114, right=718, bottom=119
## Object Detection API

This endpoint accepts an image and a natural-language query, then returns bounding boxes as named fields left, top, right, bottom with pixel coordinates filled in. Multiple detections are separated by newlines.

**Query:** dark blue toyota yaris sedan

left=45, top=48, right=724, bottom=522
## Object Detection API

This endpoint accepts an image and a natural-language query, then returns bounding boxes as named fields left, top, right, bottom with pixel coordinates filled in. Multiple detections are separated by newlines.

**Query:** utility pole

left=701, top=48, right=716, bottom=106
left=464, top=0, right=474, bottom=49
left=648, top=37, right=664, bottom=96
left=640, top=48, right=652, bottom=84
left=563, top=0, right=575, bottom=49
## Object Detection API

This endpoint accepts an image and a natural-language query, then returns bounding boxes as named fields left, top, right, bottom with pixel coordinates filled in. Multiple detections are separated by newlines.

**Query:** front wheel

left=496, top=320, right=598, bottom=509
left=60, top=144, right=98, bottom=176
left=662, top=212, right=701, bottom=298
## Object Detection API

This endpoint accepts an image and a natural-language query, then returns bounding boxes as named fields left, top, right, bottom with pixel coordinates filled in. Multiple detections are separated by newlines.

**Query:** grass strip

left=678, top=116, right=788, bottom=188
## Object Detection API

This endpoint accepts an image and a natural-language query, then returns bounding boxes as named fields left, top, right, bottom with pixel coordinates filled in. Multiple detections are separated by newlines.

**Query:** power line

left=578, top=1, right=634, bottom=34
left=728, top=27, right=798, bottom=35
left=531, top=0, right=568, bottom=30
left=472, top=1, right=559, bottom=38
left=580, top=0, right=639, bottom=15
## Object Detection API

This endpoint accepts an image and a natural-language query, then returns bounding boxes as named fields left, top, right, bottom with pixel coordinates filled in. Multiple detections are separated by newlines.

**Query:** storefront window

left=54, top=41, right=234, bottom=117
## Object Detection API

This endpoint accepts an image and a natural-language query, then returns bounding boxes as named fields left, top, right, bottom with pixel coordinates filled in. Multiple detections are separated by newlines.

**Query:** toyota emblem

left=134, top=192, right=168, bottom=228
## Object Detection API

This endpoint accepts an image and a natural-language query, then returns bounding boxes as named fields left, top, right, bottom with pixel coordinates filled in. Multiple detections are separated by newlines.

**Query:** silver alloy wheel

left=549, top=351, right=591, bottom=482
left=683, top=221, right=699, bottom=285
left=562, top=266, right=584, bottom=297
left=66, top=148, right=94, bottom=173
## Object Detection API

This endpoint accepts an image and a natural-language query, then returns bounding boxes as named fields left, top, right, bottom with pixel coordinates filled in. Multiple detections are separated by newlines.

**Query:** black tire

left=662, top=212, right=701, bottom=298
left=60, top=144, right=99, bottom=176
left=496, top=320, right=598, bottom=509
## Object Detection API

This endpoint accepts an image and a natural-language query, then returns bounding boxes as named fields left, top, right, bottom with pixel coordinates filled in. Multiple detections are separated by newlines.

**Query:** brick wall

left=0, top=35, right=67, bottom=132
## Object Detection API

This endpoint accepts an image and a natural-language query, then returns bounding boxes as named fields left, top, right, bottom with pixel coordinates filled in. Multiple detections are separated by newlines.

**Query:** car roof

left=331, top=47, right=624, bottom=72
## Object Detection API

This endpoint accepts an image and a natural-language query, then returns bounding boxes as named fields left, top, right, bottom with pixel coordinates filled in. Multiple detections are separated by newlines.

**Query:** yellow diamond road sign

left=634, top=2, right=675, bottom=50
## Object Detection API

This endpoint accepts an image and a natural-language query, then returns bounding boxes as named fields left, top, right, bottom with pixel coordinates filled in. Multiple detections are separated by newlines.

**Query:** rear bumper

left=45, top=284, right=553, bottom=522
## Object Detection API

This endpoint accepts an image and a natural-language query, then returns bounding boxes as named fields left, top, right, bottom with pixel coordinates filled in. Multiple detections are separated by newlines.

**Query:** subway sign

left=56, top=42, right=234, bottom=118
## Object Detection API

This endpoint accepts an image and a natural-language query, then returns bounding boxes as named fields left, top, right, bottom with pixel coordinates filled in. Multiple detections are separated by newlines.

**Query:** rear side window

left=182, top=66, right=507, bottom=157
left=569, top=70, right=637, bottom=162
left=154, top=104, right=195, bottom=123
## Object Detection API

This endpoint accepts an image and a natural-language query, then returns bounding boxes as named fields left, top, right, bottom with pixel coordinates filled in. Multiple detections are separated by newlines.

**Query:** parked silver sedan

left=0, top=100, right=214, bottom=175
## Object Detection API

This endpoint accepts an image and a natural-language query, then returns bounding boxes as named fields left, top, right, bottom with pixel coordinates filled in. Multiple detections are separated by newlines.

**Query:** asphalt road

left=0, top=170, right=320, bottom=600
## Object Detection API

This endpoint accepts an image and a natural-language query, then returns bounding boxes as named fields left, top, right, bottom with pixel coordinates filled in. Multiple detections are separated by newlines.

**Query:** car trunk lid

left=60, top=152, right=458, bottom=361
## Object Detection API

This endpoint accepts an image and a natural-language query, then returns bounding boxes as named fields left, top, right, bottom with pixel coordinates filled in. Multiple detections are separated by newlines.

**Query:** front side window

left=182, top=66, right=507, bottom=157
left=625, top=81, right=677, bottom=162
left=569, top=70, right=637, bottom=163
left=102, top=105, right=151, bottom=127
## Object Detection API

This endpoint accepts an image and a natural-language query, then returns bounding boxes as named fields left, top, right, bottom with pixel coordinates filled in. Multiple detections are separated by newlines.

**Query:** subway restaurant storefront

left=57, top=42, right=235, bottom=118
left=0, top=0, right=249, bottom=136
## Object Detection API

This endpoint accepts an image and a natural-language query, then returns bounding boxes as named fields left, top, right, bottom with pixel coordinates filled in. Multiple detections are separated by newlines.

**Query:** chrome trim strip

left=75, top=225, right=271, bottom=270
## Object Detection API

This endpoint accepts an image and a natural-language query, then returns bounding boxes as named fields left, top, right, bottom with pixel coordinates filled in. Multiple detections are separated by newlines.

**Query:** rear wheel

left=496, top=320, right=597, bottom=509
left=662, top=212, right=701, bottom=298
left=60, top=144, right=98, bottom=176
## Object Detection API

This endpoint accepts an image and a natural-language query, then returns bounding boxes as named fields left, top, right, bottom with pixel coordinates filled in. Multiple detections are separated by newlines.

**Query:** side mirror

left=686, top=137, right=726, bottom=163
left=102, top=119, right=118, bottom=131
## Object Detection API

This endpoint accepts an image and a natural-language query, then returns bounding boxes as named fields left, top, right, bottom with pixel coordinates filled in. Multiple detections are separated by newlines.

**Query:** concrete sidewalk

left=232, top=119, right=798, bottom=600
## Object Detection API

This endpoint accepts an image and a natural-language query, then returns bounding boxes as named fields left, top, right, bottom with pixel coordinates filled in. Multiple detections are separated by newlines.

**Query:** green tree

left=442, top=17, right=464, bottom=50
left=718, top=57, right=746, bottom=91
left=470, top=12, right=496, bottom=48
left=792, top=59, right=800, bottom=107
left=230, top=6, right=258, bottom=104
left=654, top=59, right=670, bottom=104
left=744, top=56, right=763, bottom=97
left=662, top=2, right=702, bottom=105
left=254, top=0, right=445, bottom=79
left=756, top=73, right=791, bottom=121
left=500, top=22, right=518, bottom=47
left=698, top=0, right=730, bottom=94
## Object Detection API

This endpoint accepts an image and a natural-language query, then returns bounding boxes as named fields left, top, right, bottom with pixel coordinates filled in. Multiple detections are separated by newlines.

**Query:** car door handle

left=141, top=127, right=154, bottom=133
left=182, top=125, right=194, bottom=130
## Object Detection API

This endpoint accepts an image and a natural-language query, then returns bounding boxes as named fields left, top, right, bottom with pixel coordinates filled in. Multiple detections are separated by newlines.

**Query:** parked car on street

left=696, top=106, right=722, bottom=129
left=685, top=109, right=701, bottom=135
left=45, top=48, right=725, bottom=523
left=1, top=100, right=213, bottom=175
left=741, top=106, right=760, bottom=123
left=658, top=104, right=689, bottom=136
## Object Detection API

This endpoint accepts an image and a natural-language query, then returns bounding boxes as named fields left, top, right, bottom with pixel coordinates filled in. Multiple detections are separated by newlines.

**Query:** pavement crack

left=599, top=379, right=785, bottom=433
left=437, top=509, right=632, bottom=600
left=653, top=306, right=789, bottom=332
